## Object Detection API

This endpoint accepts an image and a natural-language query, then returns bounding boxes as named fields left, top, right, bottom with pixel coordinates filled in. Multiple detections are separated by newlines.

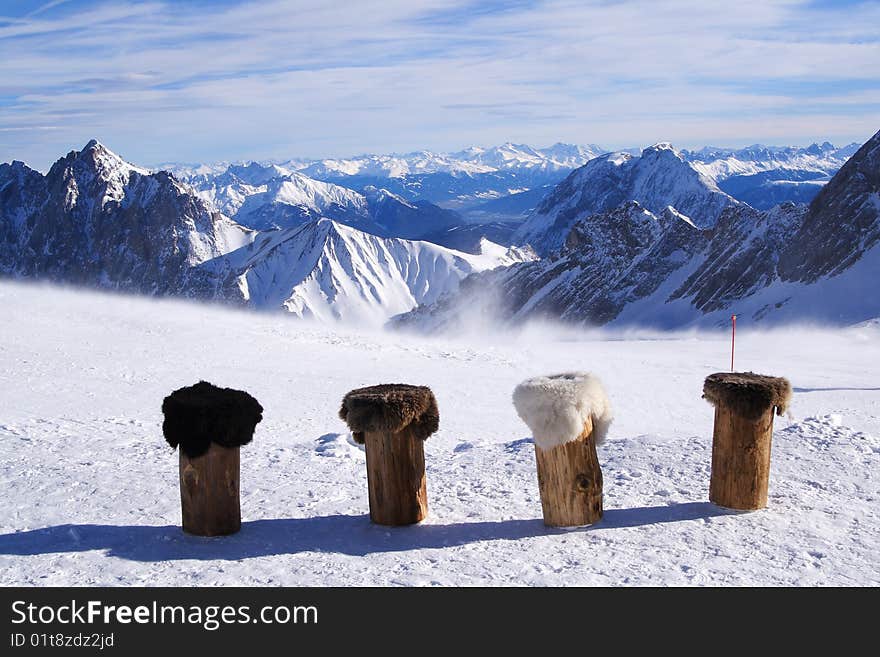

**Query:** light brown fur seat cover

left=703, top=372, right=792, bottom=420
left=339, top=384, right=439, bottom=444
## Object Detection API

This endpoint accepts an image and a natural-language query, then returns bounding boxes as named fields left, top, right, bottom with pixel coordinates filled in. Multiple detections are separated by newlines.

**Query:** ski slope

left=0, top=281, right=878, bottom=586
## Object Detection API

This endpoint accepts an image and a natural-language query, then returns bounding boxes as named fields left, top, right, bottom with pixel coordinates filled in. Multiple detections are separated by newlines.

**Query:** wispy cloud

left=25, top=0, right=75, bottom=18
left=0, top=0, right=877, bottom=169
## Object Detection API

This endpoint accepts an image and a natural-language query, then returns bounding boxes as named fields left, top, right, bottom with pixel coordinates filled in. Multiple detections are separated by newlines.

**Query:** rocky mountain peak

left=75, top=139, right=144, bottom=175
left=45, top=139, right=154, bottom=210
left=514, top=141, right=736, bottom=254
left=641, top=142, right=680, bottom=158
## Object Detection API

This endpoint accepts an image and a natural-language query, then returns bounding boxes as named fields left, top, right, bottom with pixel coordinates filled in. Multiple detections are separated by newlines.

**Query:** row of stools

left=161, top=371, right=792, bottom=536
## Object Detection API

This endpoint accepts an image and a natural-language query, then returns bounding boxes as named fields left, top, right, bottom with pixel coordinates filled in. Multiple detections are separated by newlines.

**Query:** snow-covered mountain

left=183, top=164, right=366, bottom=226
left=538, top=143, right=607, bottom=170
left=184, top=163, right=464, bottom=238
left=395, top=201, right=712, bottom=330
left=228, top=172, right=372, bottom=232
left=513, top=143, right=739, bottom=255
left=683, top=142, right=859, bottom=210
left=166, top=143, right=607, bottom=217
left=683, top=142, right=859, bottom=180
left=285, top=142, right=605, bottom=179
left=0, top=140, right=253, bottom=294
left=161, top=140, right=859, bottom=216
left=448, top=142, right=605, bottom=173
left=776, top=133, right=880, bottom=283
left=395, top=129, right=880, bottom=331
left=152, top=160, right=232, bottom=180
left=5, top=134, right=873, bottom=331
left=363, top=187, right=463, bottom=240
left=198, top=218, right=536, bottom=325
left=294, top=151, right=491, bottom=178
left=0, top=141, right=533, bottom=325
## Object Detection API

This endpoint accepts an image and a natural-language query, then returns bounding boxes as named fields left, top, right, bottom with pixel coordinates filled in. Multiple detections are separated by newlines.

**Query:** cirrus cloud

left=0, top=0, right=877, bottom=169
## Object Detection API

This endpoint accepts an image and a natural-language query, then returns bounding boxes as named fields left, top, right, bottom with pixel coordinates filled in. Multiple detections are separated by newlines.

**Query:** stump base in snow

left=363, top=425, right=428, bottom=526
left=534, top=421, right=603, bottom=527
left=179, top=443, right=241, bottom=536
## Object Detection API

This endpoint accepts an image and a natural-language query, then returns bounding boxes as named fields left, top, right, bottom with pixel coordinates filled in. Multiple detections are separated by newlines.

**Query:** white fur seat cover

left=512, top=372, right=613, bottom=450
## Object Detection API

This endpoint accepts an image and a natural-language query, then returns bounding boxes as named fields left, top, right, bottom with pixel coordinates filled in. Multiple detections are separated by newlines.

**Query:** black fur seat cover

left=703, top=372, right=792, bottom=420
left=162, top=381, right=263, bottom=458
left=339, top=384, right=439, bottom=444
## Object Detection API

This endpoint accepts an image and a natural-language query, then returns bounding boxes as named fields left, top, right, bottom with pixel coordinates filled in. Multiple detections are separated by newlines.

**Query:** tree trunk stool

left=162, top=381, right=263, bottom=536
left=703, top=372, right=792, bottom=510
left=339, top=384, right=439, bottom=526
left=513, top=372, right=613, bottom=527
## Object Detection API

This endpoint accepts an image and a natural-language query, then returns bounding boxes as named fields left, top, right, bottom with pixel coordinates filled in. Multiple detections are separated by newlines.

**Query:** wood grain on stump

left=709, top=404, right=774, bottom=510
left=179, top=443, right=241, bottom=536
left=364, top=424, right=428, bottom=526
left=534, top=419, right=603, bottom=527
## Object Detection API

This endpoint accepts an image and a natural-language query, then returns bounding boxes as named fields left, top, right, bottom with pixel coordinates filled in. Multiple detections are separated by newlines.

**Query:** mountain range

left=165, top=142, right=604, bottom=181
left=683, top=142, right=859, bottom=211
left=165, top=139, right=857, bottom=216
left=183, top=164, right=465, bottom=243
left=170, top=143, right=603, bottom=221
left=395, top=130, right=880, bottom=331
left=1, top=131, right=876, bottom=330
left=0, top=140, right=532, bottom=325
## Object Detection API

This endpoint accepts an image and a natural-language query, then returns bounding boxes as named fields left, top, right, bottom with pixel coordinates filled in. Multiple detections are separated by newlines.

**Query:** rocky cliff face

left=667, top=202, right=806, bottom=313
left=396, top=201, right=708, bottom=328
left=777, top=130, right=880, bottom=283
left=0, top=140, right=253, bottom=294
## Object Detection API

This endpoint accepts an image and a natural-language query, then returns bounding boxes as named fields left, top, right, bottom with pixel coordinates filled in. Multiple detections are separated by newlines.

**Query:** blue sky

left=1, top=0, right=878, bottom=170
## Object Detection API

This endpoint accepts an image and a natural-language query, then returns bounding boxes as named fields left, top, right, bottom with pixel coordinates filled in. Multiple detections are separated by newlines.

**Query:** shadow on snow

left=0, top=502, right=734, bottom=562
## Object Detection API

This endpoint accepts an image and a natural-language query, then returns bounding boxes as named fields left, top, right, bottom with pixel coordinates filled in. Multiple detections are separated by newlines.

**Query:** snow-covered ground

left=1, top=280, right=878, bottom=586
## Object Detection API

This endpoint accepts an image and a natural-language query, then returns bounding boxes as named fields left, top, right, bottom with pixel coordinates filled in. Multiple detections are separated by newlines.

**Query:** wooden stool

left=513, top=372, right=613, bottom=527
left=339, top=384, right=439, bottom=526
left=703, top=372, right=792, bottom=510
left=162, top=381, right=263, bottom=536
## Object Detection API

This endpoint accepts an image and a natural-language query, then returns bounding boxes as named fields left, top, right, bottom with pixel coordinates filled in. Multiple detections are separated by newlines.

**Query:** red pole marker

left=730, top=314, right=737, bottom=372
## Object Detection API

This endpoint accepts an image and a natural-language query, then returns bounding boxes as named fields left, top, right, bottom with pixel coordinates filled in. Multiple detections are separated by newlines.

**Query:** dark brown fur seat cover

left=339, top=384, right=439, bottom=444
left=703, top=372, right=792, bottom=420
left=162, top=381, right=263, bottom=458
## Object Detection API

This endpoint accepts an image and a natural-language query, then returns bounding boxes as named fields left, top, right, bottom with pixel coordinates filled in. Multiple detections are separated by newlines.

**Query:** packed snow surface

left=1, top=281, right=878, bottom=586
